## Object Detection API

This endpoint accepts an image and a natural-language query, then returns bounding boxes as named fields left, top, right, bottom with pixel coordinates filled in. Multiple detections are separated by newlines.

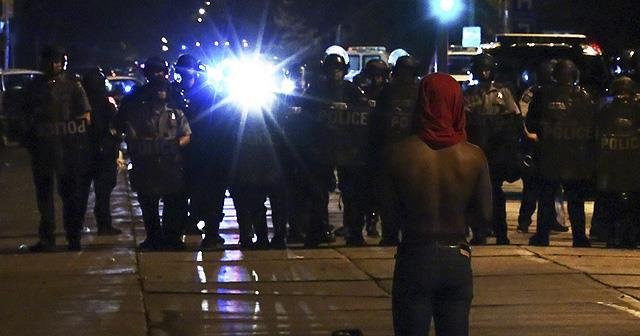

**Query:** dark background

left=5, top=0, right=640, bottom=69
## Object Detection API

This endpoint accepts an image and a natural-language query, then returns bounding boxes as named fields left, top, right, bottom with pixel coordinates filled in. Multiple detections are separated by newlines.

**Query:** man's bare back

left=380, top=136, right=492, bottom=243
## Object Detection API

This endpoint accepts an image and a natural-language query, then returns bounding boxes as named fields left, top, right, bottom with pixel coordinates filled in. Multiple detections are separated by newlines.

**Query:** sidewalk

left=1, top=146, right=640, bottom=335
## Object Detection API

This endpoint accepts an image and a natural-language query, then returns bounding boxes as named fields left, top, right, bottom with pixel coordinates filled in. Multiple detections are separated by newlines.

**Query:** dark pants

left=231, top=184, right=288, bottom=245
left=519, top=175, right=560, bottom=228
left=338, top=166, right=370, bottom=242
left=138, top=193, right=184, bottom=243
left=393, top=244, right=473, bottom=336
left=184, top=143, right=229, bottom=237
left=296, top=162, right=334, bottom=245
left=78, top=151, right=117, bottom=230
left=537, top=179, right=589, bottom=241
left=31, top=157, right=86, bottom=244
left=491, top=178, right=508, bottom=240
left=598, top=192, right=640, bottom=248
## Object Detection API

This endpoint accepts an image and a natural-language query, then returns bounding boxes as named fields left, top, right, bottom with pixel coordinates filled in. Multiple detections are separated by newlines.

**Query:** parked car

left=0, top=69, right=44, bottom=146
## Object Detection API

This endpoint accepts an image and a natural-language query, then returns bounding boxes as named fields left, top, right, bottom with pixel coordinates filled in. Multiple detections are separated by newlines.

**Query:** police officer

left=352, top=59, right=390, bottom=238
left=463, top=53, right=521, bottom=245
left=22, top=46, right=92, bottom=251
left=370, top=55, right=420, bottom=245
left=595, top=77, right=640, bottom=248
left=526, top=59, right=594, bottom=247
left=78, top=68, right=122, bottom=236
left=118, top=57, right=192, bottom=251
left=308, top=53, right=371, bottom=246
left=170, top=54, right=227, bottom=249
left=517, top=59, right=569, bottom=234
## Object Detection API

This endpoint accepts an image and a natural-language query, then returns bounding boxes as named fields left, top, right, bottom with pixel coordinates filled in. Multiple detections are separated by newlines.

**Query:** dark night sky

left=8, top=0, right=640, bottom=69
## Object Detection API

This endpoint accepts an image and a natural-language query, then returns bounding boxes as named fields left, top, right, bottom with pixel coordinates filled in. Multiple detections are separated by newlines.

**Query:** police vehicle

left=106, top=75, right=143, bottom=105
left=448, top=45, right=481, bottom=84
left=0, top=69, right=44, bottom=146
left=345, top=46, right=389, bottom=81
left=481, top=33, right=610, bottom=98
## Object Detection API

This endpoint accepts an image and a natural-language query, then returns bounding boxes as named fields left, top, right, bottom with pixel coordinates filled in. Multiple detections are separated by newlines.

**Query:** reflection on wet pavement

left=4, top=147, right=640, bottom=335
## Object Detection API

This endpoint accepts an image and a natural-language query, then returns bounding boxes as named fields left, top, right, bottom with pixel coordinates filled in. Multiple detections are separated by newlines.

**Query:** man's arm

left=469, top=154, right=493, bottom=241
left=176, top=110, right=192, bottom=146
left=74, top=81, right=92, bottom=125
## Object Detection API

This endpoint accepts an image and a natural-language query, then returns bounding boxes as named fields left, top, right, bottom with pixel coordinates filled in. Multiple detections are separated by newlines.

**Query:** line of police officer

left=22, top=44, right=640, bottom=252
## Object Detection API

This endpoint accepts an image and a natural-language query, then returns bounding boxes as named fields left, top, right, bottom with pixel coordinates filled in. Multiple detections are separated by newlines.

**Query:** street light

left=429, top=0, right=463, bottom=73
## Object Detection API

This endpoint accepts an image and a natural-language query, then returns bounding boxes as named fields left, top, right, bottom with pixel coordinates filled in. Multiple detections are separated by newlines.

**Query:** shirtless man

left=379, top=73, right=492, bottom=336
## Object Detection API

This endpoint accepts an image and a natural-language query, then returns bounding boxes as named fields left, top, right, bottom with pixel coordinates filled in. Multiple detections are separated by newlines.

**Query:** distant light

left=439, top=0, right=454, bottom=12
left=161, top=45, right=169, bottom=52
left=280, top=78, right=296, bottom=94
left=614, top=65, right=622, bottom=75
left=205, top=1, right=211, bottom=5
left=430, top=0, right=463, bottom=23
left=224, top=41, right=230, bottom=46
left=195, top=41, right=201, bottom=47
left=161, top=37, right=168, bottom=44
left=197, top=17, right=203, bottom=23
left=181, top=44, right=187, bottom=50
left=214, top=41, right=219, bottom=46
left=198, top=8, right=206, bottom=15
left=242, top=41, right=249, bottom=48
left=124, top=85, right=133, bottom=94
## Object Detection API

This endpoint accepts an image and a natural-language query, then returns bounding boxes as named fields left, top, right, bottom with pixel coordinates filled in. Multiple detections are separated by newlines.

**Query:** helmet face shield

left=41, top=45, right=68, bottom=75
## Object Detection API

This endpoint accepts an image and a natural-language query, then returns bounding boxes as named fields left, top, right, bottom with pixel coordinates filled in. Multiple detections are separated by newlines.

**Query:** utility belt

left=35, top=118, right=88, bottom=138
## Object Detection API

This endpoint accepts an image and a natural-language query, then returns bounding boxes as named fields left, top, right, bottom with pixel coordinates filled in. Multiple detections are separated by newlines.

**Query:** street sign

left=462, top=26, right=482, bottom=48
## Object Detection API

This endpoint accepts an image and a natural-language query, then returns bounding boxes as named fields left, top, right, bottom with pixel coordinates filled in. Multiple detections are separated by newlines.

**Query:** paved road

left=1, top=146, right=640, bottom=335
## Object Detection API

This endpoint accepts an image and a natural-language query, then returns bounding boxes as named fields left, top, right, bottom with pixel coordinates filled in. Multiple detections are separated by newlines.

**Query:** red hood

left=416, top=73, right=466, bottom=149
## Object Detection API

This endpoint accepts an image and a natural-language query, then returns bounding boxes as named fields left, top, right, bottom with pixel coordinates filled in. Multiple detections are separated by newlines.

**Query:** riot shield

left=128, top=139, right=184, bottom=195
left=538, top=104, right=595, bottom=181
left=596, top=103, right=640, bottom=192
left=321, top=101, right=372, bottom=167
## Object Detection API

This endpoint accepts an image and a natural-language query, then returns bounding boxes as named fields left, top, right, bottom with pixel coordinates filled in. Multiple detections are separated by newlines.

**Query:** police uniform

left=170, top=78, right=229, bottom=247
left=526, top=83, right=595, bottom=246
left=77, top=90, right=120, bottom=235
left=369, top=77, right=419, bottom=245
left=595, top=88, right=640, bottom=248
left=120, top=84, right=192, bottom=249
left=305, top=79, right=370, bottom=245
left=464, top=82, right=521, bottom=244
left=23, top=72, right=92, bottom=249
left=230, top=107, right=289, bottom=249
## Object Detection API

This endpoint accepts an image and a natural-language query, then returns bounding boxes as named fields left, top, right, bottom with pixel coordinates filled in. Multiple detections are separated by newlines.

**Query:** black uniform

left=229, top=106, right=289, bottom=249
left=305, top=79, right=370, bottom=245
left=119, top=84, right=192, bottom=250
left=526, top=83, right=595, bottom=247
left=78, top=72, right=121, bottom=236
left=22, top=72, right=92, bottom=250
left=595, top=83, right=640, bottom=248
left=369, top=77, right=419, bottom=245
left=464, top=82, right=521, bottom=244
left=170, top=78, right=230, bottom=246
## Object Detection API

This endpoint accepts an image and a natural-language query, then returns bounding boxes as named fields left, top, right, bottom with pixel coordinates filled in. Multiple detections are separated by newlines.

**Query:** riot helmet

left=143, top=56, right=169, bottom=85
left=537, top=59, right=558, bottom=85
left=470, top=53, right=496, bottom=82
left=174, top=54, right=201, bottom=89
left=364, top=59, right=390, bottom=78
left=82, top=67, right=107, bottom=97
left=392, top=55, right=419, bottom=80
left=322, top=53, right=349, bottom=82
left=609, top=76, right=637, bottom=98
left=41, top=45, right=68, bottom=76
left=553, top=59, right=579, bottom=85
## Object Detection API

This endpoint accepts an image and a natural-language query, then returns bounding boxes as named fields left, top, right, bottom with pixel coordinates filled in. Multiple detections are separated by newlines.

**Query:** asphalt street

left=1, top=146, right=640, bottom=336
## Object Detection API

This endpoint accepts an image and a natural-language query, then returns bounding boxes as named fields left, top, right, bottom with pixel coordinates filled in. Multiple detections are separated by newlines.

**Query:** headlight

left=211, top=56, right=280, bottom=111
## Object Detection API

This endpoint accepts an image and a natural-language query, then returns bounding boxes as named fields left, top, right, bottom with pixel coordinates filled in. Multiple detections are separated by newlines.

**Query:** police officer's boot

left=365, top=212, right=380, bottom=237
left=97, top=223, right=122, bottom=236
